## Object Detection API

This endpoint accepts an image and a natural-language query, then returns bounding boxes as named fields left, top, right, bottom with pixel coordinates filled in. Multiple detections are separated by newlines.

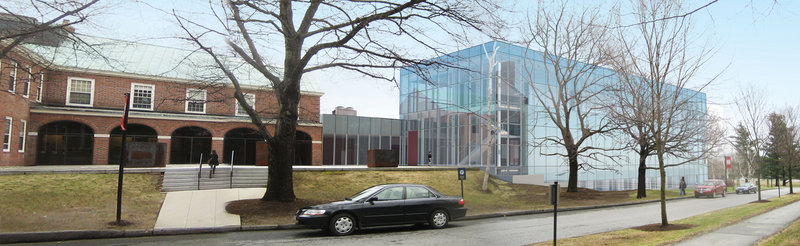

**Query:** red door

left=408, top=131, right=418, bottom=166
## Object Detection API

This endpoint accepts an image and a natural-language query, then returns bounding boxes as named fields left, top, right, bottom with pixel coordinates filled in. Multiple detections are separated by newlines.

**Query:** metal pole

left=554, top=181, right=558, bottom=246
left=460, top=179, right=464, bottom=199
left=230, top=150, right=235, bottom=189
left=198, top=153, right=203, bottom=190
left=115, top=93, right=130, bottom=224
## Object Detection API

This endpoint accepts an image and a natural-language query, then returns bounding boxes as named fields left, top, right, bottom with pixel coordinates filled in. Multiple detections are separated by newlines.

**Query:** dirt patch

left=750, top=200, right=772, bottom=204
left=633, top=223, right=695, bottom=231
left=226, top=198, right=326, bottom=225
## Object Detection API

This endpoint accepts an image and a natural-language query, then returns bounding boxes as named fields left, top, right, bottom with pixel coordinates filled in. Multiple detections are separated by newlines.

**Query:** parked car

left=295, top=184, right=467, bottom=236
left=736, top=182, right=757, bottom=194
left=694, top=179, right=726, bottom=198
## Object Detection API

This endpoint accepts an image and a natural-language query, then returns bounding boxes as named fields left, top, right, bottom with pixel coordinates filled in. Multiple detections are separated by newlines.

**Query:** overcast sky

left=25, top=1, right=800, bottom=127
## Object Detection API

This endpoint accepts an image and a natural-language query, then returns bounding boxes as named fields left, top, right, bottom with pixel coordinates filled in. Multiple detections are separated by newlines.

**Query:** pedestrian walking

left=679, top=177, right=687, bottom=196
left=427, top=151, right=432, bottom=166
left=208, top=150, right=219, bottom=178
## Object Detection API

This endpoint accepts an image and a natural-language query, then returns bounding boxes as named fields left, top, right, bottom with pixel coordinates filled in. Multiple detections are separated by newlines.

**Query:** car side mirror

left=367, top=197, right=378, bottom=205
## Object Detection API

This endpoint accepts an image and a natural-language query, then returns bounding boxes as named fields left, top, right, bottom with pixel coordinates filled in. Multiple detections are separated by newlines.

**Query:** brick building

left=0, top=19, right=322, bottom=166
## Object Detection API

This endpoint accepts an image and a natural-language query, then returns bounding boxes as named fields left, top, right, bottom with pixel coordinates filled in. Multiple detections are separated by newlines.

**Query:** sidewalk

left=154, top=188, right=264, bottom=230
left=678, top=198, right=800, bottom=246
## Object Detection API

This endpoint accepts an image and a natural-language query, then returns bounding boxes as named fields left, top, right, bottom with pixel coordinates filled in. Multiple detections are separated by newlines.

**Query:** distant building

left=0, top=15, right=323, bottom=166
left=332, top=106, right=357, bottom=116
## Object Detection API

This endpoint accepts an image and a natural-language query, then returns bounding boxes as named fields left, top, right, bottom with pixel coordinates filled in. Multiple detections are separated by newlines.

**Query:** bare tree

left=522, top=0, right=619, bottom=193
left=173, top=0, right=499, bottom=201
left=0, top=0, right=100, bottom=59
left=733, top=85, right=768, bottom=200
left=614, top=0, right=718, bottom=227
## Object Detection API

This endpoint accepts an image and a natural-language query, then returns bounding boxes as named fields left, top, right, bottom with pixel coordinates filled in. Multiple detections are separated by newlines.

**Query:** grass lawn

left=529, top=193, right=800, bottom=246
left=0, top=174, right=165, bottom=232
left=227, top=170, right=684, bottom=225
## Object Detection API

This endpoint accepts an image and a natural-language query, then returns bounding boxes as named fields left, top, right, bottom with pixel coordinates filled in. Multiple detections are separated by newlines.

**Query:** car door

left=403, top=186, right=440, bottom=223
left=358, top=186, right=405, bottom=226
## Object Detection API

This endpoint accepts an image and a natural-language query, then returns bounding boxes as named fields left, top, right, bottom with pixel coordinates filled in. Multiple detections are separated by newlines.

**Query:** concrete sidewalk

left=678, top=198, right=800, bottom=246
left=155, top=188, right=265, bottom=229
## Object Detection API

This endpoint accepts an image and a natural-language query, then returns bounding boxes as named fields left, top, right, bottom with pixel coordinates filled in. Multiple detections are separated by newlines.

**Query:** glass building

left=398, top=41, right=708, bottom=190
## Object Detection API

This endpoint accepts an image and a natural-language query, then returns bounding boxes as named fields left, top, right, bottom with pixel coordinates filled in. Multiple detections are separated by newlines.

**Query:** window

left=66, top=77, right=94, bottom=106
left=18, top=120, right=26, bottom=152
left=374, top=187, right=404, bottom=200
left=36, top=73, right=43, bottom=102
left=131, top=83, right=154, bottom=110
left=235, top=93, right=255, bottom=116
left=3, top=117, right=11, bottom=152
left=8, top=62, right=16, bottom=92
left=406, top=186, right=434, bottom=199
left=22, top=67, right=31, bottom=98
left=185, top=88, right=206, bottom=113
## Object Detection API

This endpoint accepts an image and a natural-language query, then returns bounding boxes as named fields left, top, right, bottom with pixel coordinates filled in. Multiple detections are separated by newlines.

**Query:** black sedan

left=296, top=184, right=467, bottom=236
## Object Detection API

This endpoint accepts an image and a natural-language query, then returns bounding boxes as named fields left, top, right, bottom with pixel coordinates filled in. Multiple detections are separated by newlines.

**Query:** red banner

left=725, top=156, right=732, bottom=169
left=121, top=93, right=130, bottom=131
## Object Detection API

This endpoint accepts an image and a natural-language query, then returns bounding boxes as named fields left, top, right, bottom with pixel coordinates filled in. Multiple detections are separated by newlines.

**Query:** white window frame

left=18, top=120, right=26, bottom=152
left=185, top=88, right=207, bottom=114
left=235, top=93, right=255, bottom=116
left=130, top=83, right=155, bottom=111
left=3, top=117, right=12, bottom=152
left=8, top=62, right=17, bottom=93
left=22, top=66, right=31, bottom=98
left=66, top=77, right=95, bottom=107
left=36, top=72, right=44, bottom=102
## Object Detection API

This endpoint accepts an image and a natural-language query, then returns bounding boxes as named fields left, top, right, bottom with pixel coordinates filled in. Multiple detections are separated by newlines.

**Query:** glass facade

left=398, top=41, right=708, bottom=190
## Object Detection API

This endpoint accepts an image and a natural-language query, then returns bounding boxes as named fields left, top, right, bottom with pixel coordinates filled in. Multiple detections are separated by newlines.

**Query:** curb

left=0, top=196, right=692, bottom=244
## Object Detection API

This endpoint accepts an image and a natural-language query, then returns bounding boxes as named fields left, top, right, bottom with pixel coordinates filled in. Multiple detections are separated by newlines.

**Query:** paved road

left=27, top=189, right=785, bottom=246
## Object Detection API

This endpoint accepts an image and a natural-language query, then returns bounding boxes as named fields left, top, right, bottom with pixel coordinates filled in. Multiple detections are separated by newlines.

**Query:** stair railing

left=229, top=150, right=235, bottom=189
left=197, top=153, right=204, bottom=190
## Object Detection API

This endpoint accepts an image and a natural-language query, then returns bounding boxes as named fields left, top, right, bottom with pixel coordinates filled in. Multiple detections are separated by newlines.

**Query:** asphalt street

left=24, top=188, right=787, bottom=246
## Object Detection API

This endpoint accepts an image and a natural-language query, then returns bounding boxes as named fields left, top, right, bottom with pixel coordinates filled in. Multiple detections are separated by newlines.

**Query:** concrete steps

left=161, top=166, right=268, bottom=192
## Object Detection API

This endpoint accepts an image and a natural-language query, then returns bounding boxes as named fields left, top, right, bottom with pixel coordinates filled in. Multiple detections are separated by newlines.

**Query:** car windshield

left=701, top=181, right=716, bottom=186
left=346, top=186, right=385, bottom=202
left=740, top=183, right=752, bottom=187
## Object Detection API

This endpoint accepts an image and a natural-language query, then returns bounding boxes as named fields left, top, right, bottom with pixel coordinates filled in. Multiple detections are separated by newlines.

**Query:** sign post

left=550, top=181, right=560, bottom=246
left=725, top=156, right=732, bottom=188
left=114, top=93, right=130, bottom=225
left=458, top=168, right=466, bottom=198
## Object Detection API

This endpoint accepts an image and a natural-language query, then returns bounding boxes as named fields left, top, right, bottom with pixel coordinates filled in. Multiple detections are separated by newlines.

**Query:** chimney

left=61, top=19, right=75, bottom=33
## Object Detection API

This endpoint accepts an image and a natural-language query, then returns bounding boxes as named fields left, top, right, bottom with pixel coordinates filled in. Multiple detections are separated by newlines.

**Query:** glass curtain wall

left=399, top=41, right=527, bottom=169
left=399, top=41, right=708, bottom=190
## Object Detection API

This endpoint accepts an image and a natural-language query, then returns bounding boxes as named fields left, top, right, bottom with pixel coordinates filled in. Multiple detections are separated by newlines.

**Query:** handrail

left=197, top=153, right=204, bottom=190
left=229, top=150, right=235, bottom=189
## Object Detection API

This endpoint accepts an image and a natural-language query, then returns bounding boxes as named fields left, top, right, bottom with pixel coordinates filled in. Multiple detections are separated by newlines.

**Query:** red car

left=694, top=179, right=726, bottom=198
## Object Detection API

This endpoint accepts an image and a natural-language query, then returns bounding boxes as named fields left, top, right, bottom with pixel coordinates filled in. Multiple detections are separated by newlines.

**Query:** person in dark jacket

left=427, top=151, right=432, bottom=166
left=208, top=150, right=219, bottom=178
left=679, top=177, right=687, bottom=196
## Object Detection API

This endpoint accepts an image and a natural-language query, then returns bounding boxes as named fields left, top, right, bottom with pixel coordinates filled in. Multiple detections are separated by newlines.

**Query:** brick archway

left=36, top=121, right=94, bottom=165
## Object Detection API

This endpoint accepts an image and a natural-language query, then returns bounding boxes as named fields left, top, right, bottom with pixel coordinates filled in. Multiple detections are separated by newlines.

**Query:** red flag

left=725, top=156, right=732, bottom=169
left=121, top=93, right=130, bottom=131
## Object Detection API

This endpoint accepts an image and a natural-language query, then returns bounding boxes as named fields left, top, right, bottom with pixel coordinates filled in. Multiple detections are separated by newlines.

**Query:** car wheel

left=736, top=190, right=740, bottom=194
left=329, top=213, right=356, bottom=236
left=429, top=209, right=449, bottom=229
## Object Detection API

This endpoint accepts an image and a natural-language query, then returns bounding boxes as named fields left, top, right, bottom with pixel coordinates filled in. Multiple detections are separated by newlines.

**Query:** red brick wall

left=0, top=55, right=43, bottom=166
left=42, top=70, right=321, bottom=121
left=3, top=50, right=323, bottom=166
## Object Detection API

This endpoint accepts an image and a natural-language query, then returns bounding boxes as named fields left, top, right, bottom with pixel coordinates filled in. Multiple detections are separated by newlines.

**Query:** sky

left=20, top=1, right=800, bottom=127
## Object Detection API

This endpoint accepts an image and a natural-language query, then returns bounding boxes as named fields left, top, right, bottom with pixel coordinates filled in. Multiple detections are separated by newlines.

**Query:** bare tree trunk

left=567, top=146, right=579, bottom=192
left=637, top=153, right=648, bottom=198
left=658, top=151, right=668, bottom=226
